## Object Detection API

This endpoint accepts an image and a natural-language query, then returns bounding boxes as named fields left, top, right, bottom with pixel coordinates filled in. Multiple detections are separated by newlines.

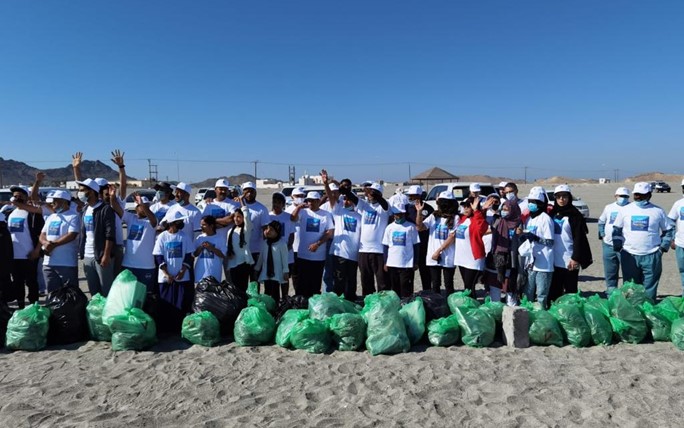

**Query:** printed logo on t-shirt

left=609, top=212, right=618, bottom=224
left=48, top=220, right=61, bottom=236
left=211, top=207, right=226, bottom=219
left=154, top=209, right=167, bottom=222
left=199, top=248, right=214, bottom=259
left=391, top=231, right=407, bottom=246
left=553, top=218, right=564, bottom=235
left=630, top=215, right=649, bottom=232
left=9, top=218, right=25, bottom=233
left=128, top=223, right=144, bottom=241
left=508, top=229, right=515, bottom=239
left=166, top=241, right=183, bottom=259
left=679, top=207, right=684, bottom=221
left=364, top=210, right=377, bottom=225
left=435, top=224, right=449, bottom=240
left=525, top=225, right=538, bottom=234
left=306, top=217, right=321, bottom=232
left=84, top=215, right=94, bottom=232
left=279, top=221, right=286, bottom=238
left=456, top=225, right=467, bottom=239
left=343, top=215, right=358, bottom=233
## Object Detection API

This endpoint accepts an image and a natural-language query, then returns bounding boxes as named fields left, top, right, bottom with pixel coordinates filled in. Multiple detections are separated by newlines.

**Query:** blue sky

left=1, top=1, right=683, bottom=184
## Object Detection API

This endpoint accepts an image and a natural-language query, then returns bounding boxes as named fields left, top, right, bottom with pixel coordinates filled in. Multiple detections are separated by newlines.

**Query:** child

left=254, top=221, right=289, bottom=303
left=382, top=199, right=420, bottom=298
left=193, top=215, right=226, bottom=282
left=226, top=197, right=253, bottom=292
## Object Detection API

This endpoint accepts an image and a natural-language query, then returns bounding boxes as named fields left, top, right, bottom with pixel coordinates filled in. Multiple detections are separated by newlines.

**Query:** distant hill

left=458, top=175, right=518, bottom=185
left=191, top=174, right=257, bottom=189
left=0, top=157, right=135, bottom=187
left=625, top=172, right=682, bottom=183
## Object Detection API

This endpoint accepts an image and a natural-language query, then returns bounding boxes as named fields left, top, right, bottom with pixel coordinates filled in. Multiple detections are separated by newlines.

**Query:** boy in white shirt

left=382, top=200, right=420, bottom=298
left=668, top=179, right=684, bottom=296
left=520, top=188, right=555, bottom=308
left=598, top=187, right=630, bottom=294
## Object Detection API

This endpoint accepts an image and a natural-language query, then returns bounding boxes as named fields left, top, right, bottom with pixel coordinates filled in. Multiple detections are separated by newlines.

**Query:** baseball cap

left=390, top=200, right=407, bottom=214
left=633, top=182, right=651, bottom=194
left=9, top=185, right=29, bottom=196
left=328, top=183, right=339, bottom=192
left=47, top=190, right=71, bottom=202
left=527, top=187, right=546, bottom=201
left=497, top=181, right=508, bottom=188
left=292, top=187, right=306, bottom=197
left=153, top=182, right=175, bottom=192
left=554, top=184, right=571, bottom=194
left=167, top=210, right=188, bottom=223
left=242, top=182, right=256, bottom=191
left=370, top=182, right=384, bottom=193
left=94, top=178, right=109, bottom=188
left=407, top=185, right=423, bottom=195
left=437, top=190, right=455, bottom=200
left=214, top=178, right=230, bottom=188
left=615, top=187, right=630, bottom=196
left=361, top=180, right=373, bottom=187
left=305, top=191, right=321, bottom=200
left=76, top=178, right=100, bottom=193
left=469, top=183, right=481, bottom=192
left=175, top=182, right=192, bottom=194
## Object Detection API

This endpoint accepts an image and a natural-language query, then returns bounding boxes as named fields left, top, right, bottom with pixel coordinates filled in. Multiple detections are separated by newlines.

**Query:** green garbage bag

left=309, top=293, right=353, bottom=321
left=583, top=305, right=613, bottom=346
left=108, top=308, right=156, bottom=351
left=584, top=295, right=611, bottom=317
left=102, top=269, right=147, bottom=327
left=447, top=290, right=480, bottom=314
left=290, top=318, right=331, bottom=353
left=86, top=293, right=112, bottom=341
left=619, top=281, right=653, bottom=307
left=656, top=297, right=684, bottom=322
left=399, top=297, right=426, bottom=344
left=328, top=313, right=366, bottom=351
left=553, top=292, right=586, bottom=307
left=671, top=318, right=684, bottom=350
left=275, top=309, right=309, bottom=348
left=480, top=297, right=505, bottom=323
left=234, top=305, right=276, bottom=346
left=427, top=315, right=460, bottom=347
left=453, top=307, right=495, bottom=347
left=528, top=309, right=564, bottom=347
left=181, top=311, right=220, bottom=347
left=608, top=292, right=647, bottom=344
left=640, top=302, right=672, bottom=342
left=549, top=303, right=591, bottom=347
left=247, top=282, right=276, bottom=314
left=364, top=291, right=410, bottom=355
left=5, top=303, right=51, bottom=352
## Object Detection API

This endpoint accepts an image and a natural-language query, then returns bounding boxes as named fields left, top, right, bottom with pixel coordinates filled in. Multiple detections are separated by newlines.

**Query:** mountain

left=191, top=174, right=258, bottom=189
left=0, top=157, right=135, bottom=187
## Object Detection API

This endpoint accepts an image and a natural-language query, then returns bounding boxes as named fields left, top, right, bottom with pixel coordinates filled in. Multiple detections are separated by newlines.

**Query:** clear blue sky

left=1, top=1, right=683, bottom=184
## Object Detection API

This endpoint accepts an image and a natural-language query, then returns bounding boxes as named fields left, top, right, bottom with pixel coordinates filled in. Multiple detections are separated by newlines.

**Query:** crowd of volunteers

left=0, top=150, right=681, bottom=335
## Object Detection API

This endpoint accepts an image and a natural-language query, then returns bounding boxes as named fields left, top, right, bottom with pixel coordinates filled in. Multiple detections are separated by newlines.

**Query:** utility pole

left=252, top=160, right=259, bottom=181
left=408, top=162, right=412, bottom=183
left=288, top=165, right=296, bottom=184
left=524, top=166, right=528, bottom=184
left=147, top=159, right=158, bottom=183
left=614, top=169, right=619, bottom=182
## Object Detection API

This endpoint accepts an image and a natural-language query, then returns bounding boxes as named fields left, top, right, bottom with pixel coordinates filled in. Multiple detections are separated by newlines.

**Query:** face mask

left=346, top=205, right=355, bottom=212
left=293, top=197, right=303, bottom=205
left=501, top=210, right=510, bottom=218
left=635, top=200, right=649, bottom=208
left=528, top=202, right=539, bottom=213
left=177, top=199, right=187, bottom=207
left=616, top=197, right=629, bottom=206
left=394, top=217, right=405, bottom=224
left=77, top=192, right=89, bottom=203
left=54, top=205, right=66, bottom=213
left=505, top=193, right=516, bottom=202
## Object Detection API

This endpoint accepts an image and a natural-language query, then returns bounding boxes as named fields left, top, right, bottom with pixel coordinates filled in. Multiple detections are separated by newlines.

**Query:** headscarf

left=493, top=199, right=521, bottom=253
left=550, top=194, right=593, bottom=269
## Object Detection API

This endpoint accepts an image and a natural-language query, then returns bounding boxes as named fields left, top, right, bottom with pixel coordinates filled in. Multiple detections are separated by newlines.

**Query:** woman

left=454, top=196, right=495, bottom=294
left=485, top=197, right=521, bottom=305
left=548, top=184, right=592, bottom=302
left=520, top=188, right=555, bottom=308
left=193, top=215, right=226, bottom=283
left=226, top=196, right=253, bottom=292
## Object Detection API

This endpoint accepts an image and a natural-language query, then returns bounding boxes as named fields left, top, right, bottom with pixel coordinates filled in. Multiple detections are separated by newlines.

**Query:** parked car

left=546, top=191, right=590, bottom=219
left=650, top=181, right=671, bottom=193
left=0, top=188, right=13, bottom=216
left=424, top=183, right=496, bottom=209
left=124, top=189, right=158, bottom=213
left=194, top=188, right=211, bottom=204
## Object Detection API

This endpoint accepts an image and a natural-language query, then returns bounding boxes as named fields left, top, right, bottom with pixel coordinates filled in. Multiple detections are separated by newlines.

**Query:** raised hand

left=320, top=169, right=329, bottom=184
left=111, top=149, right=125, bottom=168
left=72, top=152, right=83, bottom=168
left=35, top=171, right=46, bottom=183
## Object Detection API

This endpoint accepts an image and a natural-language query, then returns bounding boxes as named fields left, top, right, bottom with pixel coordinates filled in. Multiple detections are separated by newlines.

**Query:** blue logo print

left=128, top=223, right=144, bottom=241
left=306, top=217, right=320, bottom=232
left=679, top=207, right=684, bottom=221
left=48, top=220, right=61, bottom=236
left=154, top=209, right=167, bottom=222
left=343, top=215, right=358, bottom=233
left=391, top=231, right=407, bottom=246
left=364, top=210, right=377, bottom=225
left=456, top=225, right=467, bottom=239
left=211, top=208, right=226, bottom=219
left=84, top=215, right=94, bottom=232
left=609, top=212, right=618, bottom=224
left=9, top=218, right=25, bottom=233
left=199, top=248, right=215, bottom=259
left=435, top=224, right=449, bottom=240
left=630, top=215, right=649, bottom=232
left=553, top=218, right=564, bottom=235
left=166, top=241, right=183, bottom=259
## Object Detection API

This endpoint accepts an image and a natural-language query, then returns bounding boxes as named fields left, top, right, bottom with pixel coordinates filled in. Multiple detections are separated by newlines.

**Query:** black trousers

left=417, top=231, right=432, bottom=290
left=11, top=259, right=39, bottom=308
left=291, top=253, right=300, bottom=295
left=264, top=280, right=283, bottom=304
left=358, top=252, right=387, bottom=296
left=296, top=258, right=325, bottom=298
left=429, top=266, right=456, bottom=294
left=387, top=267, right=414, bottom=298
left=459, top=266, right=481, bottom=295
left=549, top=267, right=579, bottom=304
left=230, top=262, right=252, bottom=293
left=333, top=255, right=359, bottom=302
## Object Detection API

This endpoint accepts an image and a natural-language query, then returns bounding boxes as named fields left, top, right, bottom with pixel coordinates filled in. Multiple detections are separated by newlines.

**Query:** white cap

left=175, top=182, right=192, bottom=194
left=633, top=182, right=652, bottom=194
left=469, top=183, right=481, bottom=192
left=554, top=184, right=571, bottom=194
left=94, top=178, right=109, bottom=188
left=167, top=210, right=188, bottom=223
left=305, top=191, right=321, bottom=200
left=138, top=196, right=151, bottom=205
left=437, top=190, right=454, bottom=200
left=615, top=187, right=630, bottom=196
left=681, top=178, right=684, bottom=186
left=76, top=178, right=100, bottom=193
left=214, top=178, right=230, bottom=188
left=47, top=190, right=71, bottom=202
left=497, top=181, right=508, bottom=188
left=390, top=200, right=407, bottom=214
left=361, top=180, right=373, bottom=187
left=292, top=187, right=306, bottom=196
left=9, top=185, right=30, bottom=196
left=527, top=187, right=546, bottom=201
left=328, top=183, right=339, bottom=192
left=407, top=185, right=423, bottom=195
left=242, top=181, right=256, bottom=190
left=370, top=182, right=384, bottom=193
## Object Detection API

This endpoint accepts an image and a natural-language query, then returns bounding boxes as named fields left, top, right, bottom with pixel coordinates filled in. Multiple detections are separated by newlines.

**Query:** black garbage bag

left=402, top=290, right=450, bottom=323
left=46, top=286, right=88, bottom=345
left=0, top=302, right=14, bottom=347
left=192, top=277, right=248, bottom=335
left=142, top=292, right=161, bottom=326
left=275, top=295, right=309, bottom=322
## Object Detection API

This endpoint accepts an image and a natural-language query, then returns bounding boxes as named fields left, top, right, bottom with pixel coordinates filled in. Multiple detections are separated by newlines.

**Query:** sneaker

left=506, top=293, right=518, bottom=307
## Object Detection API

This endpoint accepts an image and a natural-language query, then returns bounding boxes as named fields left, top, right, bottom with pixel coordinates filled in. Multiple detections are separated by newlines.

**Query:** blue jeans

left=525, top=270, right=553, bottom=308
left=43, top=266, right=79, bottom=293
left=602, top=242, right=622, bottom=294
left=322, top=242, right=335, bottom=292
left=620, top=250, right=662, bottom=301
left=676, top=246, right=684, bottom=296
left=126, top=267, right=157, bottom=293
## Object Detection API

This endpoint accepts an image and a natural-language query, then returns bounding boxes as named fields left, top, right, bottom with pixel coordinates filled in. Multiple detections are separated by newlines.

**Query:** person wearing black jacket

left=548, top=184, right=592, bottom=302
left=405, top=185, right=433, bottom=290
left=0, top=214, right=14, bottom=303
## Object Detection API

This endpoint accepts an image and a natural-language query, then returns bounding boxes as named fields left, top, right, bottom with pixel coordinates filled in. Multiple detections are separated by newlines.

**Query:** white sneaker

left=506, top=293, right=518, bottom=307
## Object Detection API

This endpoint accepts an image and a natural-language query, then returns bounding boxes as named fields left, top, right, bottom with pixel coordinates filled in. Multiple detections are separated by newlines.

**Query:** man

left=203, top=178, right=239, bottom=228
left=598, top=187, right=631, bottom=295
left=320, top=170, right=342, bottom=292
left=668, top=179, right=684, bottom=296
left=241, top=182, right=271, bottom=279
left=469, top=183, right=486, bottom=205
left=286, top=186, right=307, bottom=293
left=7, top=185, right=44, bottom=308
left=77, top=178, right=116, bottom=296
left=612, top=182, right=673, bottom=301
left=496, top=181, right=508, bottom=199
left=162, top=182, right=202, bottom=244
left=150, top=182, right=177, bottom=223
left=0, top=212, right=12, bottom=302
left=405, top=184, right=433, bottom=290
left=39, top=190, right=81, bottom=292
left=270, top=192, right=295, bottom=299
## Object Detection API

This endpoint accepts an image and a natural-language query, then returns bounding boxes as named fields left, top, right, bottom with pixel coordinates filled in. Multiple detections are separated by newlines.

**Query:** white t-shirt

left=330, top=204, right=362, bottom=262
left=113, top=197, right=125, bottom=246
left=382, top=221, right=420, bottom=268
left=552, top=216, right=574, bottom=268
left=454, top=218, right=485, bottom=271
left=523, top=213, right=555, bottom=272
left=614, top=202, right=670, bottom=255
left=245, top=201, right=271, bottom=254
left=226, top=206, right=254, bottom=269
left=153, top=230, right=194, bottom=283
left=162, top=203, right=202, bottom=244
left=356, top=199, right=390, bottom=254
left=194, top=233, right=226, bottom=282
left=150, top=200, right=176, bottom=223
left=423, top=215, right=458, bottom=268
left=668, top=198, right=684, bottom=247
left=202, top=199, right=238, bottom=221
left=296, top=208, right=334, bottom=262
left=83, top=203, right=100, bottom=259
left=41, top=209, right=80, bottom=267
left=285, top=205, right=301, bottom=254
left=8, top=209, right=34, bottom=260
left=598, top=201, right=627, bottom=245
left=121, top=211, right=156, bottom=269
left=270, top=211, right=295, bottom=264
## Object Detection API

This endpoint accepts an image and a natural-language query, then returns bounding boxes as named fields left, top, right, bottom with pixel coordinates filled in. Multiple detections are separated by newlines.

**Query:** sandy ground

left=2, top=182, right=684, bottom=427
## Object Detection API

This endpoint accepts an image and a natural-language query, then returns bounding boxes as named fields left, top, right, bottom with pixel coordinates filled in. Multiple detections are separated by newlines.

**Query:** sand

left=2, top=182, right=684, bottom=427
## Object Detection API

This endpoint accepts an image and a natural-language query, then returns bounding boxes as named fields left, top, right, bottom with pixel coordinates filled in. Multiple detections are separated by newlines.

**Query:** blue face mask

left=177, top=198, right=187, bottom=206
left=528, top=202, right=539, bottom=213
left=394, top=216, right=405, bottom=224
left=616, top=197, right=629, bottom=206
left=635, top=200, right=649, bottom=208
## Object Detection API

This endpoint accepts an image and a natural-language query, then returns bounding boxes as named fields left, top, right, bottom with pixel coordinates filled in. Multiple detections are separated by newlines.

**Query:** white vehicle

left=282, top=185, right=326, bottom=207
left=124, top=189, right=157, bottom=213
left=424, top=182, right=496, bottom=209
left=194, top=188, right=211, bottom=205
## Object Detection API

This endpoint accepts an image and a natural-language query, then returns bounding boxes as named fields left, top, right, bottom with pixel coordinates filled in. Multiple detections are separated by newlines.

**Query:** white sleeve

left=598, top=206, right=609, bottom=225
left=668, top=202, right=679, bottom=221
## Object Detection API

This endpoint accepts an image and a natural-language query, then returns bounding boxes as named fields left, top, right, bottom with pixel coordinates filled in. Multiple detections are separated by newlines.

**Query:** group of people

left=0, top=152, right=681, bottom=325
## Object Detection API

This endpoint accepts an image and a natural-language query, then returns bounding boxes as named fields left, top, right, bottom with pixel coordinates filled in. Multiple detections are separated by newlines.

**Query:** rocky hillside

left=0, top=157, right=135, bottom=187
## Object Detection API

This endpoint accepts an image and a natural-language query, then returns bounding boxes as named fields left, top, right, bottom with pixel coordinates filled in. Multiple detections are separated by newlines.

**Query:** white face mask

left=505, top=192, right=516, bottom=202
left=77, top=191, right=89, bottom=203
left=293, top=197, right=304, bottom=205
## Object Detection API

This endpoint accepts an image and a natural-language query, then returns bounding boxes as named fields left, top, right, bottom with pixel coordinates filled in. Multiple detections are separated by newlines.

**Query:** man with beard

left=241, top=182, right=271, bottom=281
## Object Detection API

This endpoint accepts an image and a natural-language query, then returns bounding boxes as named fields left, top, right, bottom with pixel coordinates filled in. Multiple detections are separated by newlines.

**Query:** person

left=290, top=191, right=334, bottom=297
left=415, top=191, right=457, bottom=295
left=496, top=182, right=508, bottom=199
left=193, top=215, right=226, bottom=283
left=241, top=182, right=271, bottom=280
left=77, top=178, right=116, bottom=297
left=487, top=196, right=522, bottom=305
left=254, top=221, right=289, bottom=303
left=269, top=192, right=295, bottom=299
left=203, top=178, right=239, bottom=228
left=319, top=171, right=342, bottom=293
left=382, top=199, right=420, bottom=298
left=227, top=196, right=253, bottom=291
left=469, top=183, right=486, bottom=205
left=520, top=187, right=555, bottom=308
left=0, top=212, right=12, bottom=302
left=503, top=182, right=529, bottom=218
left=150, top=182, right=177, bottom=223
left=6, top=185, right=44, bottom=308
left=286, top=186, right=307, bottom=293
left=548, top=185, right=593, bottom=302
left=153, top=211, right=195, bottom=331
left=598, top=187, right=631, bottom=295
left=405, top=185, right=433, bottom=290
left=454, top=196, right=493, bottom=295
left=613, top=182, right=673, bottom=301
left=110, top=192, right=158, bottom=292
left=668, top=180, right=684, bottom=297
left=37, top=190, right=80, bottom=293
left=162, top=182, right=202, bottom=245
